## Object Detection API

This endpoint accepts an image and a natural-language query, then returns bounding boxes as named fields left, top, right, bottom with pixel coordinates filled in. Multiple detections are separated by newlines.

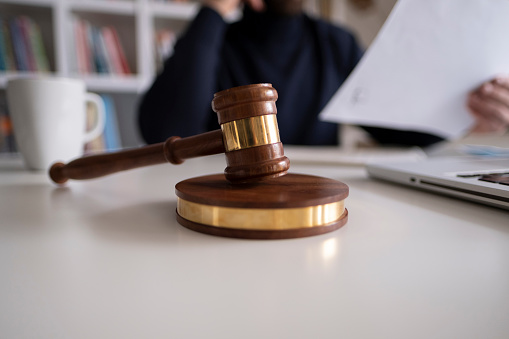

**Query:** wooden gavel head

left=211, top=83, right=290, bottom=183
left=48, top=83, right=290, bottom=184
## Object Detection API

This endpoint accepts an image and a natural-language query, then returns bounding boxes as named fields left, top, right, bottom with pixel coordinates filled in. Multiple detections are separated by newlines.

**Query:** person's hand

left=202, top=0, right=265, bottom=18
left=468, top=75, right=509, bottom=134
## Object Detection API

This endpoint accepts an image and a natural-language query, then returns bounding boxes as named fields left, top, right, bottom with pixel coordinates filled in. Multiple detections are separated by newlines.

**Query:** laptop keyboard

left=456, top=171, right=509, bottom=186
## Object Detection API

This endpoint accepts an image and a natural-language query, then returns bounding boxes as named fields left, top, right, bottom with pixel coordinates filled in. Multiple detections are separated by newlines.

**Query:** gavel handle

left=49, top=129, right=225, bottom=184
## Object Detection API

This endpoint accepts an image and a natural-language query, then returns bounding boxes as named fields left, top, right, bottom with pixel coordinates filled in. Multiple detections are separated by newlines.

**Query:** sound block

left=175, top=173, right=349, bottom=239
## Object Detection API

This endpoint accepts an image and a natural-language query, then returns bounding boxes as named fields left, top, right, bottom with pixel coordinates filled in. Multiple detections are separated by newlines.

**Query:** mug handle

left=83, top=92, right=106, bottom=143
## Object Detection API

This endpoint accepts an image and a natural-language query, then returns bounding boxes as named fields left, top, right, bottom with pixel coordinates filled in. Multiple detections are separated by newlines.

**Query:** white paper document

left=320, top=0, right=509, bottom=139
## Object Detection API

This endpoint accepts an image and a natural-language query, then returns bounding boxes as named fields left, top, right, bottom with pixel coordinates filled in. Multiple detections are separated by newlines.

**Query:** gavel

left=49, top=83, right=290, bottom=184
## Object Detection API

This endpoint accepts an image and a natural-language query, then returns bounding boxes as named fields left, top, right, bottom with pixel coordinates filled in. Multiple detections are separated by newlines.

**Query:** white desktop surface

left=1, top=149, right=508, bottom=339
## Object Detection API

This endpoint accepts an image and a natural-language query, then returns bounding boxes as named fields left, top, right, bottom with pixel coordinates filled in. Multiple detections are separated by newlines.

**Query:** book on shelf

left=0, top=19, right=7, bottom=71
left=9, top=17, right=29, bottom=71
left=0, top=95, right=16, bottom=154
left=154, top=28, right=176, bottom=72
left=73, top=19, right=131, bottom=76
left=25, top=17, right=50, bottom=72
left=0, top=15, right=49, bottom=73
left=73, top=20, right=90, bottom=74
left=84, top=94, right=122, bottom=154
left=18, top=16, right=38, bottom=71
left=91, top=25, right=110, bottom=74
left=102, top=26, right=131, bottom=74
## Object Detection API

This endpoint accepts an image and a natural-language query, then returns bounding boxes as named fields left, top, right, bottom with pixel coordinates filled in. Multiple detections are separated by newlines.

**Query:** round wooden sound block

left=175, top=173, right=349, bottom=239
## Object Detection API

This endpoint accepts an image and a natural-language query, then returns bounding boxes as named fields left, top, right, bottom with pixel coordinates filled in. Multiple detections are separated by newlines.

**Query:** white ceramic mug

left=6, top=77, right=105, bottom=170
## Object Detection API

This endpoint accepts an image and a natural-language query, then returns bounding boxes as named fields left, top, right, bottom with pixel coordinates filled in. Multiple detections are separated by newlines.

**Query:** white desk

left=1, top=148, right=508, bottom=339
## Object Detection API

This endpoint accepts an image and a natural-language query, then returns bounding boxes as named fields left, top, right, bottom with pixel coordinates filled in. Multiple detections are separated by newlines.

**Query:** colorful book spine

left=83, top=20, right=96, bottom=73
left=0, top=96, right=16, bottom=153
left=91, top=25, right=109, bottom=74
left=2, top=19, right=18, bottom=71
left=109, top=26, right=131, bottom=74
left=101, top=95, right=122, bottom=151
left=73, top=19, right=86, bottom=74
left=102, top=26, right=123, bottom=74
left=0, top=15, right=50, bottom=73
left=18, top=16, right=37, bottom=71
left=73, top=19, right=131, bottom=75
left=25, top=16, right=50, bottom=72
left=9, top=18, right=29, bottom=71
left=97, top=26, right=114, bottom=74
left=74, top=19, right=95, bottom=74
left=0, top=18, right=6, bottom=71
left=154, top=28, right=175, bottom=72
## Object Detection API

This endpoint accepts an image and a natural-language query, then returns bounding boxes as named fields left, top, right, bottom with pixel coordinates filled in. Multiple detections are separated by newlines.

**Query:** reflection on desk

left=1, top=149, right=508, bottom=339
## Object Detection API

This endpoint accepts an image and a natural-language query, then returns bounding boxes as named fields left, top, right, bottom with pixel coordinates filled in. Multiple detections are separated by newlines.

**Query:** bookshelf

left=0, top=0, right=199, bottom=92
left=0, top=0, right=199, bottom=147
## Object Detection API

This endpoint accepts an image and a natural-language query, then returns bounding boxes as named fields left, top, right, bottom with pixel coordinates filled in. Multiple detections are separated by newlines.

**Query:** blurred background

left=0, top=0, right=397, bottom=153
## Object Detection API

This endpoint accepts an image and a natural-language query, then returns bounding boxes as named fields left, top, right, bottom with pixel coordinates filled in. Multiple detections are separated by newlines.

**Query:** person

left=468, top=76, right=509, bottom=134
left=138, top=0, right=509, bottom=146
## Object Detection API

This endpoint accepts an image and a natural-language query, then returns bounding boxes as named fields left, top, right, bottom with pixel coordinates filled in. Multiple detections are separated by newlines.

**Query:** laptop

left=366, top=156, right=509, bottom=210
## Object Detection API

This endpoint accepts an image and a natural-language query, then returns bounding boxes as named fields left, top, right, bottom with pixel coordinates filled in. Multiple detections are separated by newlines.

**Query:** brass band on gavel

left=221, top=114, right=281, bottom=152
left=177, top=199, right=345, bottom=230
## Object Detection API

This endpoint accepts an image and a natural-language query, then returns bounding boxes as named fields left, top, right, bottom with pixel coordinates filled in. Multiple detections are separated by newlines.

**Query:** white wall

left=329, top=0, right=398, bottom=48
